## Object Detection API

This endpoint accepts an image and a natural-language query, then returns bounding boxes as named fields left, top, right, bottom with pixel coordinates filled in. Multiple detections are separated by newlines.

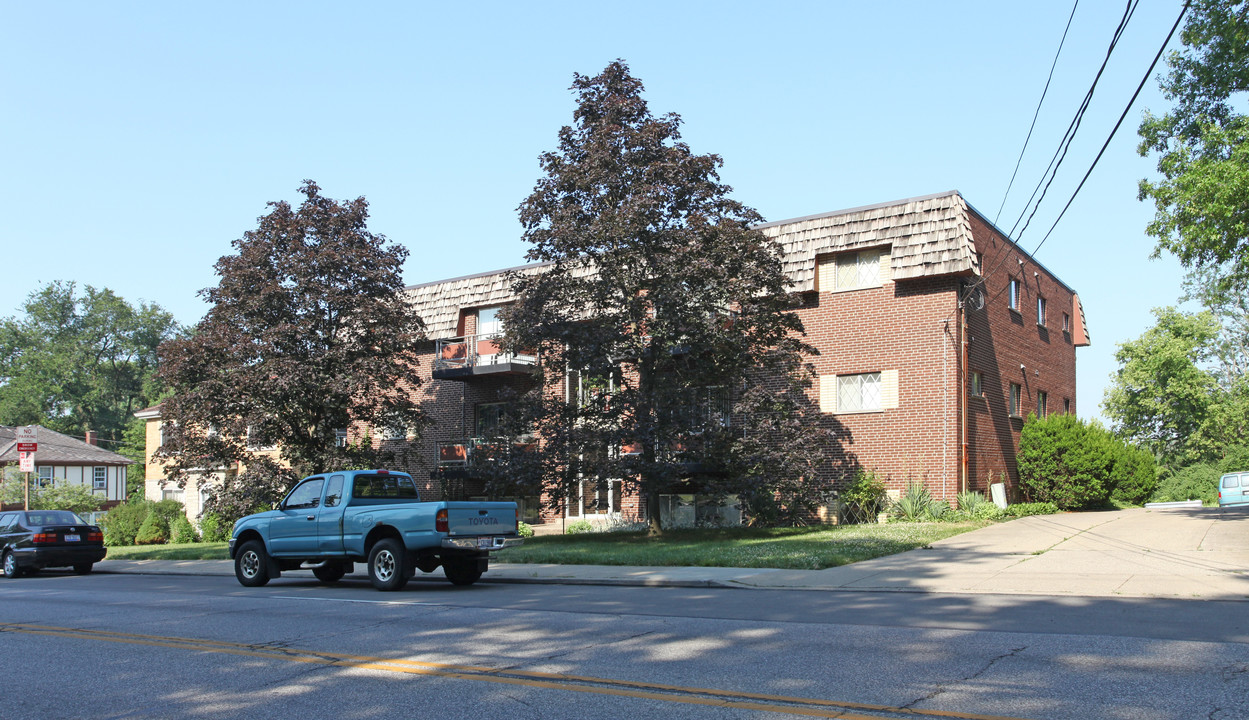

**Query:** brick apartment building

left=142, top=191, right=1087, bottom=527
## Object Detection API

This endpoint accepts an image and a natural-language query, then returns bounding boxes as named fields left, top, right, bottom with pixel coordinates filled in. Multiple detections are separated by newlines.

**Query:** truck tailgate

left=444, top=502, right=517, bottom=535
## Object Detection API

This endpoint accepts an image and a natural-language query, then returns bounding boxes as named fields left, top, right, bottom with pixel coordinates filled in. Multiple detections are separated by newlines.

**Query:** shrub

left=198, top=513, right=231, bottom=543
left=135, top=513, right=169, bottom=545
left=954, top=490, right=1003, bottom=520
left=565, top=520, right=594, bottom=534
left=1150, top=463, right=1219, bottom=505
left=171, top=515, right=199, bottom=544
left=150, top=499, right=186, bottom=527
left=517, top=521, right=535, bottom=538
left=1219, top=444, right=1249, bottom=474
left=1110, top=443, right=1158, bottom=505
left=1018, top=414, right=1117, bottom=509
left=100, top=500, right=152, bottom=546
left=841, top=469, right=888, bottom=524
left=1003, top=502, right=1059, bottom=517
left=890, top=482, right=950, bottom=522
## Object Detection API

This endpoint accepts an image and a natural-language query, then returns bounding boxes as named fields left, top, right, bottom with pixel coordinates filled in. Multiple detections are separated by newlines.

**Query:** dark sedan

left=0, top=510, right=106, bottom=577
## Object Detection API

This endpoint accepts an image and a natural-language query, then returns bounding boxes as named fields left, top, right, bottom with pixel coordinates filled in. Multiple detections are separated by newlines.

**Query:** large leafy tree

left=0, top=281, right=181, bottom=444
left=157, top=181, right=428, bottom=518
left=1138, top=0, right=1249, bottom=293
left=507, top=61, right=822, bottom=532
left=1103, top=306, right=1248, bottom=465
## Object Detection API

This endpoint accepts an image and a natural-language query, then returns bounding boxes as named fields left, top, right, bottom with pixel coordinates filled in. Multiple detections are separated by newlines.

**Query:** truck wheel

left=443, top=558, right=483, bottom=587
left=313, top=561, right=346, bottom=583
left=2, top=550, right=22, bottom=578
left=235, top=540, right=271, bottom=587
left=368, top=539, right=408, bottom=591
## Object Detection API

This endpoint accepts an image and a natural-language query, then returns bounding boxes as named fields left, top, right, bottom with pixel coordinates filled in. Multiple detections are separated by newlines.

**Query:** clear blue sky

left=1, top=1, right=1191, bottom=422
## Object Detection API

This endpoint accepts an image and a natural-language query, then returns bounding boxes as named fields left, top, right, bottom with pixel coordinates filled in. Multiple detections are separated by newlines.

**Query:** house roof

left=757, top=190, right=980, bottom=291
left=0, top=426, right=133, bottom=466
left=404, top=191, right=1078, bottom=339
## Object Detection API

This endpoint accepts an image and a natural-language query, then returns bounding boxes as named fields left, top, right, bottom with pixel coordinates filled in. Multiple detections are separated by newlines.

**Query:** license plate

left=477, top=537, right=495, bottom=549
left=64, top=534, right=80, bottom=542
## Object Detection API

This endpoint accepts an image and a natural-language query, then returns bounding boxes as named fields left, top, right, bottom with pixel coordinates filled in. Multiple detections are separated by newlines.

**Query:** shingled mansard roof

left=0, top=426, right=132, bottom=466
left=405, top=191, right=1077, bottom=340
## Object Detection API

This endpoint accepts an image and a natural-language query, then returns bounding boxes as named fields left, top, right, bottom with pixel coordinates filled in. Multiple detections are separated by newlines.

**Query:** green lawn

left=102, top=521, right=990, bottom=570
left=105, top=542, right=230, bottom=561
left=503, top=522, right=990, bottom=570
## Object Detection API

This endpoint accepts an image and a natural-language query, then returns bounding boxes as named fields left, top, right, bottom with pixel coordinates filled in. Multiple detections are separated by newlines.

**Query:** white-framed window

left=1009, top=383, right=1022, bottom=417
left=1008, top=279, right=1021, bottom=311
left=93, top=466, right=107, bottom=490
left=162, top=486, right=185, bottom=503
left=246, top=425, right=277, bottom=452
left=159, top=423, right=167, bottom=447
left=970, top=370, right=983, bottom=397
left=836, top=249, right=882, bottom=290
left=37, top=466, right=53, bottom=486
left=1036, top=390, right=1048, bottom=418
left=818, top=246, right=889, bottom=293
left=839, top=372, right=882, bottom=412
left=1063, top=312, right=1071, bottom=332
left=477, top=306, right=504, bottom=335
left=334, top=428, right=348, bottom=448
left=1037, top=296, right=1047, bottom=326
left=820, top=371, right=899, bottom=414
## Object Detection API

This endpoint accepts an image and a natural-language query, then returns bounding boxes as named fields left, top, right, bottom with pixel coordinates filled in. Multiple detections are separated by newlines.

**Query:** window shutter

left=816, top=256, right=834, bottom=293
left=878, top=248, right=892, bottom=283
left=819, top=375, right=838, bottom=413
left=881, top=369, right=899, bottom=409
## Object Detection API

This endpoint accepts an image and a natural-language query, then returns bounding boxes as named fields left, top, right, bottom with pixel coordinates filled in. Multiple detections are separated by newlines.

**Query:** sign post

left=16, top=426, right=37, bottom=510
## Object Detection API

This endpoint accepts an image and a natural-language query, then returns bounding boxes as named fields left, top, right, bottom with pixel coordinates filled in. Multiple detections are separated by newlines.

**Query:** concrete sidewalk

left=94, top=507, right=1249, bottom=600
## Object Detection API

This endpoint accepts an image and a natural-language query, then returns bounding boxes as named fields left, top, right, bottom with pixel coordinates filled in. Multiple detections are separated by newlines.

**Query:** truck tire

left=443, top=558, right=483, bottom=586
left=313, top=561, right=347, bottom=583
left=235, top=540, right=271, bottom=587
left=368, top=539, right=408, bottom=591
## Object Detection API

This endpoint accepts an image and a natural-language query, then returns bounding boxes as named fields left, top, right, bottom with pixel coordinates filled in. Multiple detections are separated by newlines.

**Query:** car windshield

left=25, top=510, right=87, bottom=526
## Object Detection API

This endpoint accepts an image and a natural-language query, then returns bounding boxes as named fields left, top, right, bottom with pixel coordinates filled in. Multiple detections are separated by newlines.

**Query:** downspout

left=960, top=294, right=969, bottom=495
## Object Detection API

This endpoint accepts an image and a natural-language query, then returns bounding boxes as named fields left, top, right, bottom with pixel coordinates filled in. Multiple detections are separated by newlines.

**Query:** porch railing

left=433, top=333, right=537, bottom=373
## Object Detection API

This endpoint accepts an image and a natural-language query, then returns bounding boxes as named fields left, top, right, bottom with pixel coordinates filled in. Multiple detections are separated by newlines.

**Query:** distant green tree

left=1102, top=307, right=1230, bottom=464
left=0, top=281, right=182, bottom=444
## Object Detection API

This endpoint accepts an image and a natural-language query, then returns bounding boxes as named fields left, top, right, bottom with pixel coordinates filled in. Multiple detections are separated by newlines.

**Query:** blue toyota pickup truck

left=228, top=469, right=522, bottom=590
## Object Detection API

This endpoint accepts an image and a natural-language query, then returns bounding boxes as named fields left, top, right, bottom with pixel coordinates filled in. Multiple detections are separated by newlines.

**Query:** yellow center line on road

left=0, top=623, right=1035, bottom=720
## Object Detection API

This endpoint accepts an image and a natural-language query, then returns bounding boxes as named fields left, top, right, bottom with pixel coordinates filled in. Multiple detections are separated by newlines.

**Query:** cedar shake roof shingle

left=756, top=191, right=979, bottom=291
left=403, top=191, right=1078, bottom=340
left=0, top=426, right=132, bottom=466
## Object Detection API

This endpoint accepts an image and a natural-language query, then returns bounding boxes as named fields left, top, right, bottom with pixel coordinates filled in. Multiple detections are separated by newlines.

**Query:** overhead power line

left=993, top=0, right=1082, bottom=227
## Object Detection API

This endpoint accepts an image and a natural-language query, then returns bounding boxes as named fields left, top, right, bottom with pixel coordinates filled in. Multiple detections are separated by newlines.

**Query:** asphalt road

left=2, top=571, right=1246, bottom=720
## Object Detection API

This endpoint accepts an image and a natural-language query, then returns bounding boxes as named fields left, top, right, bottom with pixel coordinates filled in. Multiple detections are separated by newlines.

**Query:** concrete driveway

left=731, top=505, right=1249, bottom=599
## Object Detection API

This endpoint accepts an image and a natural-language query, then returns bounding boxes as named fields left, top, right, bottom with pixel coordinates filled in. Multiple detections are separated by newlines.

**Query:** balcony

left=432, top=333, right=537, bottom=380
left=435, top=436, right=539, bottom=476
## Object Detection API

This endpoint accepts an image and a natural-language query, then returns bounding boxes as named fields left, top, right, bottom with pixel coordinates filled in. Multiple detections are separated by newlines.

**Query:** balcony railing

left=433, top=333, right=537, bottom=379
left=436, top=436, right=539, bottom=469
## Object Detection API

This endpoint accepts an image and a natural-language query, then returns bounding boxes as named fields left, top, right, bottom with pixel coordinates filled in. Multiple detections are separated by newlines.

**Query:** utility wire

left=1029, top=0, right=1191, bottom=257
left=993, top=0, right=1082, bottom=227
left=976, top=0, right=1140, bottom=296
left=976, top=0, right=1191, bottom=313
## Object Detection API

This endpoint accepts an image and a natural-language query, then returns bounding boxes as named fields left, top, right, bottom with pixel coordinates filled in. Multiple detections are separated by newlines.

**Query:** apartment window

left=476, top=402, right=511, bottom=437
left=1008, top=279, right=1021, bottom=311
left=1036, top=391, right=1048, bottom=418
left=818, top=247, right=888, bottom=292
left=334, top=428, right=348, bottom=448
left=838, top=372, right=883, bottom=413
left=1063, top=312, right=1071, bottom=332
left=1037, top=297, right=1047, bottom=326
left=93, top=466, right=107, bottom=491
left=1009, top=383, right=1022, bottom=417
left=1064, top=397, right=1071, bottom=414
left=970, top=370, right=983, bottom=397
left=246, top=425, right=276, bottom=452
